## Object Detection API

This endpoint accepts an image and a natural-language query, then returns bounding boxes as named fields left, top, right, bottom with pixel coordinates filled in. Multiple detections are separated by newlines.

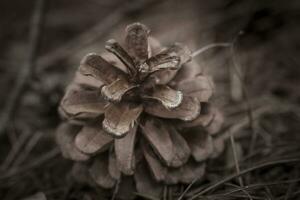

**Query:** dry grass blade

left=0, top=148, right=60, bottom=180
left=0, top=0, right=46, bottom=135
left=177, top=178, right=199, bottom=200
left=192, top=43, right=231, bottom=58
left=229, top=133, right=244, bottom=186
left=187, top=158, right=300, bottom=200
left=214, top=178, right=300, bottom=197
left=222, top=104, right=274, bottom=141
left=230, top=39, right=256, bottom=153
left=12, top=132, right=43, bottom=167
left=1, top=131, right=31, bottom=170
left=225, top=183, right=253, bottom=200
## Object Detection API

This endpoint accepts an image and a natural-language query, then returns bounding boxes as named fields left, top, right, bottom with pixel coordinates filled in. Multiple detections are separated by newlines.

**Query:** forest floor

left=0, top=0, right=300, bottom=199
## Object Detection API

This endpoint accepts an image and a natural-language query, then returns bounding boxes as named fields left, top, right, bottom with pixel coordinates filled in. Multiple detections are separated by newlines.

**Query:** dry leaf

left=225, top=140, right=243, bottom=168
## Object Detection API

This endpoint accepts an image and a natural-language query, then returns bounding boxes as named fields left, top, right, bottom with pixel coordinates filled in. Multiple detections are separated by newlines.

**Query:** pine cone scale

left=79, top=53, right=126, bottom=84
left=144, top=96, right=201, bottom=121
left=140, top=119, right=174, bottom=166
left=125, top=22, right=150, bottom=62
left=74, top=124, right=113, bottom=154
left=89, top=154, right=116, bottom=189
left=175, top=75, right=215, bottom=102
left=114, top=125, right=137, bottom=175
left=102, top=103, right=143, bottom=138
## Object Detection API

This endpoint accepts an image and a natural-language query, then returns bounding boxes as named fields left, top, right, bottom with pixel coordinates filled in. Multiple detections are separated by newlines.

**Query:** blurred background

left=0, top=0, right=300, bottom=199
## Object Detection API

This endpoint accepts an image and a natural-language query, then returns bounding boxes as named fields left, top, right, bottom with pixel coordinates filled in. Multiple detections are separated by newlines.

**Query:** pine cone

left=56, top=23, right=225, bottom=199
